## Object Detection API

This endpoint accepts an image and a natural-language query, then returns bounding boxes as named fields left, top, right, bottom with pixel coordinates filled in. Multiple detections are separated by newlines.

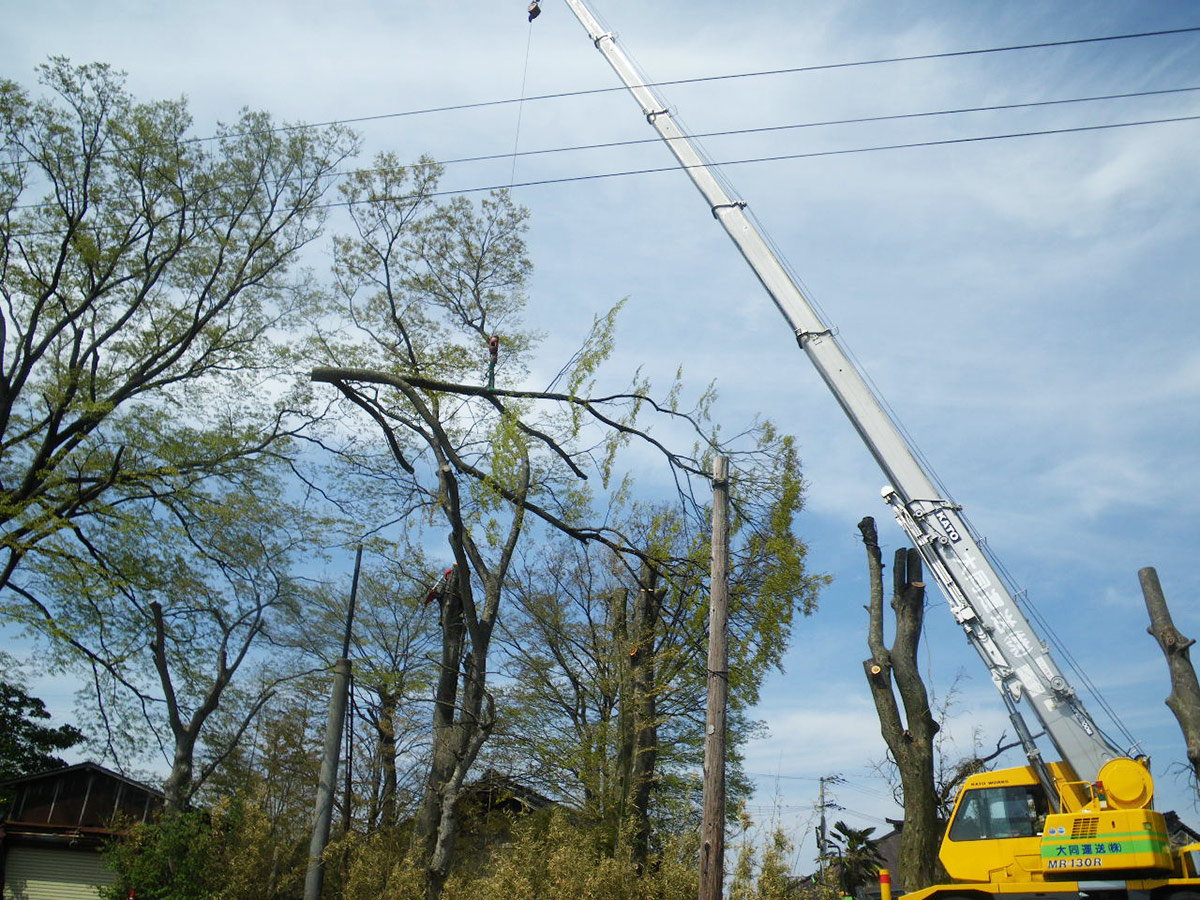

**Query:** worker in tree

left=528, top=1, right=541, bottom=21
left=487, top=334, right=500, bottom=390
left=424, top=566, right=455, bottom=606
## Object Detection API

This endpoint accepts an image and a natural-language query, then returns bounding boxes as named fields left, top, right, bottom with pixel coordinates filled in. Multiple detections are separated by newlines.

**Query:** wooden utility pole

left=699, top=456, right=730, bottom=900
left=304, top=546, right=362, bottom=900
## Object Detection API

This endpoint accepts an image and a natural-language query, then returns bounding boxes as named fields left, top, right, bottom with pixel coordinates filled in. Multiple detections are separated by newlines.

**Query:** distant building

left=1, top=762, right=161, bottom=900
left=452, top=768, right=557, bottom=865
left=457, top=768, right=555, bottom=820
left=864, top=817, right=914, bottom=897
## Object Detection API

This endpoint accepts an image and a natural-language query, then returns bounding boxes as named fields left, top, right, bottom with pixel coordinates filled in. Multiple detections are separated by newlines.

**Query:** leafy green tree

left=309, top=155, right=791, bottom=897
left=493, top=428, right=825, bottom=858
left=0, top=56, right=358, bottom=812
left=12, top=470, right=317, bottom=811
left=0, top=57, right=356, bottom=595
left=344, top=560, right=441, bottom=830
left=291, top=549, right=442, bottom=831
left=310, top=155, right=543, bottom=900
left=0, top=678, right=83, bottom=780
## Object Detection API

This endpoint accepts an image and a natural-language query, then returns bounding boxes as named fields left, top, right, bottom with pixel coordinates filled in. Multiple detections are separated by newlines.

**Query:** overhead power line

left=194, top=25, right=1200, bottom=142
left=7, top=84, right=1198, bottom=217
left=417, top=113, right=1200, bottom=200
left=438, top=85, right=1200, bottom=169
left=4, top=113, right=1197, bottom=237
left=3, top=23, right=1196, bottom=178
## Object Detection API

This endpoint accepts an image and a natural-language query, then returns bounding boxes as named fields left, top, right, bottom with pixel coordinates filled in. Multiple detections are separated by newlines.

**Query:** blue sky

left=4, top=0, right=1199, bottom=869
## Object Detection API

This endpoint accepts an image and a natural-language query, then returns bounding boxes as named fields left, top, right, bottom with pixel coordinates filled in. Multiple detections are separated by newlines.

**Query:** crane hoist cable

left=510, top=4, right=539, bottom=186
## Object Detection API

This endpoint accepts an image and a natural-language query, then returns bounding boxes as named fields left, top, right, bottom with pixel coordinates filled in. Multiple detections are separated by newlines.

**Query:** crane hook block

left=528, top=1, right=541, bottom=21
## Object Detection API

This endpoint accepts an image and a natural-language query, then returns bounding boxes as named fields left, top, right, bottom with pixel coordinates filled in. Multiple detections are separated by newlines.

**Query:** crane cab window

left=948, top=785, right=1047, bottom=842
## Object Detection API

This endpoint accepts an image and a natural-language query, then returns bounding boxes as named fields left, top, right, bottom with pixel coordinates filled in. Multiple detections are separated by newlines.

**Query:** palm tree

left=829, top=820, right=885, bottom=899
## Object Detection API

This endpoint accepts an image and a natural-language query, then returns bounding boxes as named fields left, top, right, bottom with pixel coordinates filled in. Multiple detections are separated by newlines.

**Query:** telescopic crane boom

left=556, top=5, right=1200, bottom=897
left=560, top=0, right=1120, bottom=789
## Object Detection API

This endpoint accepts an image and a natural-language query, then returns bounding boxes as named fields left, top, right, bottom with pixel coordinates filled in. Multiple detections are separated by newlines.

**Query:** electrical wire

left=9, top=83, right=1196, bottom=218
left=199, top=25, right=1200, bottom=144
left=32, top=25, right=1197, bottom=149
left=4, top=112, right=1196, bottom=240
left=417, top=113, right=1200, bottom=199
left=435, top=85, right=1200, bottom=168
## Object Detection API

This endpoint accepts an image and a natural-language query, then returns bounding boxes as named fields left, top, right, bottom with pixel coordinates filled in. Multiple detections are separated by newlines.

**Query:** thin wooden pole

left=304, top=546, right=363, bottom=900
left=699, top=456, right=730, bottom=900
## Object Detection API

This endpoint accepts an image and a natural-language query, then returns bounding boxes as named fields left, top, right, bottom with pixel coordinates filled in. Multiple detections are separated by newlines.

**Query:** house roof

left=1, top=761, right=162, bottom=839
left=459, top=769, right=555, bottom=814
left=1, top=762, right=161, bottom=797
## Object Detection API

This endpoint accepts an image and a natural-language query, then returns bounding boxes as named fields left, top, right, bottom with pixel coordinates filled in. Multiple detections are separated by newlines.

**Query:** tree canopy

left=0, top=677, right=83, bottom=781
left=1, top=59, right=828, bottom=898
left=0, top=58, right=356, bottom=809
left=0, top=57, right=357, bottom=594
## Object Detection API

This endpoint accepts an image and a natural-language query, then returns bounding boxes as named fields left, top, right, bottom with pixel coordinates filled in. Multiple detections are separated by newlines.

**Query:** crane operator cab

left=948, top=783, right=1048, bottom=842
left=941, top=760, right=1175, bottom=886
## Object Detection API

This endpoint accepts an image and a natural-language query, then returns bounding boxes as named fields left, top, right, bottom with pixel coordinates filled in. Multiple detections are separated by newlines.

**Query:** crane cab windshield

left=948, top=785, right=1048, bottom=842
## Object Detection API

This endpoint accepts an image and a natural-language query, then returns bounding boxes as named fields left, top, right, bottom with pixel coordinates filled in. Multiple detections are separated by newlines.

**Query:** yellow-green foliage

left=338, top=811, right=698, bottom=900
left=336, top=828, right=425, bottom=900
left=728, top=817, right=829, bottom=900
left=103, top=796, right=306, bottom=900
left=111, top=803, right=815, bottom=900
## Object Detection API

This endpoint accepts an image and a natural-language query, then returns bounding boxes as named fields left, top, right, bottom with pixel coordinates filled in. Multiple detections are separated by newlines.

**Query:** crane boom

left=561, top=0, right=1125, bottom=786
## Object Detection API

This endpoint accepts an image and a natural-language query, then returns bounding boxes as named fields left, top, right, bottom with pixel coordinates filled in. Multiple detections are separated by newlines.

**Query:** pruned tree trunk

left=1139, top=566, right=1200, bottom=787
left=378, top=687, right=399, bottom=827
left=612, top=587, right=633, bottom=848
left=413, top=569, right=476, bottom=899
left=858, top=517, right=940, bottom=892
left=413, top=462, right=520, bottom=900
left=628, top=563, right=664, bottom=869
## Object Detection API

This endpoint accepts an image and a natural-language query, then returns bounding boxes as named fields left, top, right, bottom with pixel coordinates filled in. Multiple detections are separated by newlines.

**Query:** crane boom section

left=562, top=0, right=1121, bottom=782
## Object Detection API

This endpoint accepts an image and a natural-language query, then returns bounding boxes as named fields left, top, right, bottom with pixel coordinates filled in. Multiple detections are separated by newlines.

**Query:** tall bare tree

left=859, top=516, right=939, bottom=891
left=1140, top=566, right=1200, bottom=788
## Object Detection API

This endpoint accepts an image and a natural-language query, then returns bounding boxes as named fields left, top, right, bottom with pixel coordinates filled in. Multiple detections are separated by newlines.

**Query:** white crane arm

left=561, top=0, right=1123, bottom=782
